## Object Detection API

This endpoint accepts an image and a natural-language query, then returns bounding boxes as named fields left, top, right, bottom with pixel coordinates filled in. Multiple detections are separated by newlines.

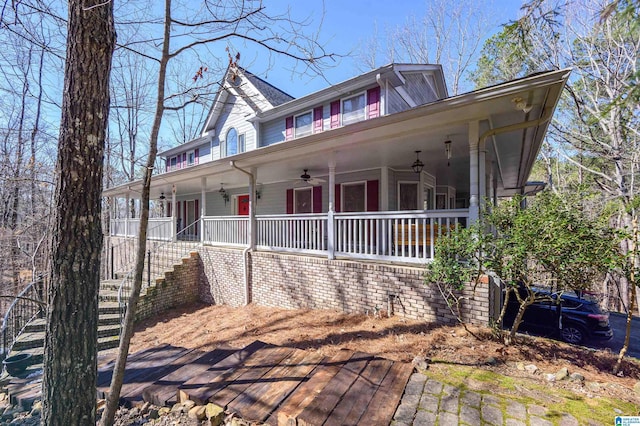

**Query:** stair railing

left=0, top=275, right=47, bottom=360
left=103, top=221, right=170, bottom=281
left=116, top=218, right=201, bottom=327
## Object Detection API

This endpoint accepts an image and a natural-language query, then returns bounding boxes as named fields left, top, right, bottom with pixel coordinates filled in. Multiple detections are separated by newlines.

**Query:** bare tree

left=101, top=1, right=335, bottom=424
left=356, top=0, right=491, bottom=95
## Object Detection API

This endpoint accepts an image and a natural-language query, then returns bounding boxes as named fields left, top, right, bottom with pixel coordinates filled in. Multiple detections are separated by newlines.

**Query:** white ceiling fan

left=297, top=169, right=326, bottom=186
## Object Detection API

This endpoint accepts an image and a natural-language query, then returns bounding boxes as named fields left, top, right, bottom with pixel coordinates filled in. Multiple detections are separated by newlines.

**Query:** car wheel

left=561, top=324, right=586, bottom=344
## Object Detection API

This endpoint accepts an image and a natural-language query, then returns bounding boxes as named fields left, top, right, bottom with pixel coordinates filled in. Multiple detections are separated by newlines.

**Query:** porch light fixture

left=444, top=140, right=452, bottom=166
left=411, top=150, right=424, bottom=173
left=219, top=184, right=229, bottom=205
left=512, top=96, right=533, bottom=113
left=159, top=192, right=166, bottom=201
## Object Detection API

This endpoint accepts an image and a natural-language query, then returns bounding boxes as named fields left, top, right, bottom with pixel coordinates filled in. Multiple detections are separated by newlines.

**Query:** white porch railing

left=334, top=210, right=467, bottom=263
left=202, top=216, right=249, bottom=247
left=117, top=210, right=470, bottom=264
left=256, top=214, right=328, bottom=255
left=110, top=217, right=174, bottom=241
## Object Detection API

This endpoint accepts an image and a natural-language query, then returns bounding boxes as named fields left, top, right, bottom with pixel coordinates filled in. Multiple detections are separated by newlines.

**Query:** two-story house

left=103, top=63, right=569, bottom=324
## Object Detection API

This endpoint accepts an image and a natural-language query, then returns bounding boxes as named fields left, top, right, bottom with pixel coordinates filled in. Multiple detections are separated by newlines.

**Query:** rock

left=412, top=356, right=429, bottom=370
left=148, top=408, right=160, bottom=419
left=586, top=382, right=601, bottom=392
left=524, top=364, right=538, bottom=374
left=129, top=406, right=140, bottom=417
left=516, top=362, right=525, bottom=371
left=545, top=373, right=556, bottom=382
left=615, top=408, right=623, bottom=414
left=158, top=407, right=171, bottom=416
left=634, top=381, right=640, bottom=396
left=206, top=403, right=225, bottom=425
left=183, top=399, right=196, bottom=410
left=171, top=402, right=184, bottom=413
left=555, top=367, right=569, bottom=381
left=188, top=405, right=207, bottom=420
left=569, top=372, right=585, bottom=382
left=485, top=356, right=498, bottom=366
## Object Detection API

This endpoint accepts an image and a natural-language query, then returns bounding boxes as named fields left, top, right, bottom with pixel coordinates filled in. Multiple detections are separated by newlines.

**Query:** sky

left=248, top=0, right=525, bottom=97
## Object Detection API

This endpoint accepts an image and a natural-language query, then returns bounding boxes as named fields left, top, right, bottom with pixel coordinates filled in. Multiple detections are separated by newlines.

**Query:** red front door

left=237, top=195, right=250, bottom=216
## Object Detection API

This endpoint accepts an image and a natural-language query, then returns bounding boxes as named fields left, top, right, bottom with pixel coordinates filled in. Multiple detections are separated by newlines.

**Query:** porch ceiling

left=104, top=69, right=569, bottom=200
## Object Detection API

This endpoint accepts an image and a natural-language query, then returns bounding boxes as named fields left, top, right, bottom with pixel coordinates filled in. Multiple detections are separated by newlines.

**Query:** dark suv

left=502, top=287, right=613, bottom=344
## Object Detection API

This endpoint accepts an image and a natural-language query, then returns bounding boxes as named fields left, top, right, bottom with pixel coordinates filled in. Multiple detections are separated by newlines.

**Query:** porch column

left=171, top=184, right=177, bottom=242
left=469, top=121, right=480, bottom=224
left=201, top=177, right=206, bottom=243
left=125, top=193, right=130, bottom=237
left=381, top=166, right=389, bottom=211
left=479, top=134, right=487, bottom=212
left=327, top=160, right=336, bottom=260
left=248, top=168, right=256, bottom=250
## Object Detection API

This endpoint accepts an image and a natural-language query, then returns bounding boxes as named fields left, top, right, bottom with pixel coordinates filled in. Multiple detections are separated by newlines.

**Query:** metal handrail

left=103, top=220, right=173, bottom=280
left=116, top=218, right=201, bottom=327
left=0, top=275, right=46, bottom=359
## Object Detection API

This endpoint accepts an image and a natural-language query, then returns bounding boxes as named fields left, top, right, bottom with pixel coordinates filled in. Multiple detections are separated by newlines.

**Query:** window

left=342, top=182, right=366, bottom=212
left=295, top=188, right=312, bottom=213
left=187, top=150, right=195, bottom=166
left=170, top=156, right=177, bottom=170
left=238, top=133, right=246, bottom=153
left=342, top=93, right=366, bottom=125
left=398, top=182, right=418, bottom=210
left=294, top=111, right=313, bottom=137
left=224, top=128, right=238, bottom=157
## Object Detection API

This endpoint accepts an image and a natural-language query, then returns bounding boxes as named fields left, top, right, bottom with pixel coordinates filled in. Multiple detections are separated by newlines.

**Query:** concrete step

left=9, top=333, right=121, bottom=366
left=13, top=322, right=121, bottom=352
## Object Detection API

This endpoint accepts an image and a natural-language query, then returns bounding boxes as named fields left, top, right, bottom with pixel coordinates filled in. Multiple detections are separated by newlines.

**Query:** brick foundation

left=108, top=241, right=492, bottom=326
left=134, top=252, right=202, bottom=322
left=197, top=247, right=491, bottom=326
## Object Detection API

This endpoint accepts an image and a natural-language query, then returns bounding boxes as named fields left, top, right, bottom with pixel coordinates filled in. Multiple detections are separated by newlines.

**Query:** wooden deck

left=7, top=341, right=413, bottom=425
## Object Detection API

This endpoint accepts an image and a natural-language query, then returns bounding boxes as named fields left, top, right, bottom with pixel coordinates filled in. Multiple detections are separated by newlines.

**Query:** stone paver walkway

left=392, top=373, right=581, bottom=426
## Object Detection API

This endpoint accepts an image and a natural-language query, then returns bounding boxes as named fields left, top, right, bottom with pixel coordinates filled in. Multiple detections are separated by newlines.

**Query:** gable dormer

left=257, top=63, right=447, bottom=147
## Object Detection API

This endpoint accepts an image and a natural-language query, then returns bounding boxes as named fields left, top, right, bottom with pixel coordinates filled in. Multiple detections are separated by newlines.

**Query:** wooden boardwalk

left=7, top=341, right=413, bottom=425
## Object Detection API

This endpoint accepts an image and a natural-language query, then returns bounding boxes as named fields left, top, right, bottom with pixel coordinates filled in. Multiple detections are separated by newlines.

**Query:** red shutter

left=367, top=87, right=380, bottom=119
left=183, top=201, right=187, bottom=225
left=176, top=201, right=181, bottom=228
left=165, top=158, right=169, bottom=172
left=334, top=184, right=341, bottom=212
left=176, top=156, right=180, bottom=170
left=195, top=199, right=200, bottom=234
left=285, top=116, right=294, bottom=140
left=313, top=106, right=323, bottom=133
left=366, top=180, right=379, bottom=211
left=167, top=202, right=172, bottom=217
left=182, top=153, right=187, bottom=168
left=313, top=186, right=322, bottom=213
left=194, top=148, right=199, bottom=165
left=286, top=189, right=294, bottom=214
left=330, top=101, right=340, bottom=128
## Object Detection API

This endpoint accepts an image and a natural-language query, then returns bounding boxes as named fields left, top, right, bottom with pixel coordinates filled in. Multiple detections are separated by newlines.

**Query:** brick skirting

left=196, top=247, right=491, bottom=326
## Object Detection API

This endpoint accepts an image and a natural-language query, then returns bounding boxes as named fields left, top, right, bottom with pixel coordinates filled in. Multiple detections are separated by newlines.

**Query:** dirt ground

left=128, top=303, right=640, bottom=406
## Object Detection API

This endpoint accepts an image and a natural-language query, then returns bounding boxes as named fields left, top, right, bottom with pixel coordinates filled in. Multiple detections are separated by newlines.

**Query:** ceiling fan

left=298, top=169, right=326, bottom=185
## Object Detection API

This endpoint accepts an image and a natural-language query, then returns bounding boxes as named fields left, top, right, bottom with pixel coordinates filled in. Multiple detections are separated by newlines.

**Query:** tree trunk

left=42, top=1, right=115, bottom=425
left=100, top=0, right=169, bottom=423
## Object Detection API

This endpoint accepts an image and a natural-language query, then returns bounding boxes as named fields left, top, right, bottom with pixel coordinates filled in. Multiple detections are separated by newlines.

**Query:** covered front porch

left=104, top=69, right=568, bottom=266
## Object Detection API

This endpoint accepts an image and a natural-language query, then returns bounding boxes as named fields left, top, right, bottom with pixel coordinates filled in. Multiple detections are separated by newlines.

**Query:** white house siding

left=260, top=119, right=285, bottom=148
left=402, top=72, right=439, bottom=106
left=387, top=87, right=410, bottom=114
left=211, top=93, right=256, bottom=159
left=196, top=143, right=211, bottom=163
